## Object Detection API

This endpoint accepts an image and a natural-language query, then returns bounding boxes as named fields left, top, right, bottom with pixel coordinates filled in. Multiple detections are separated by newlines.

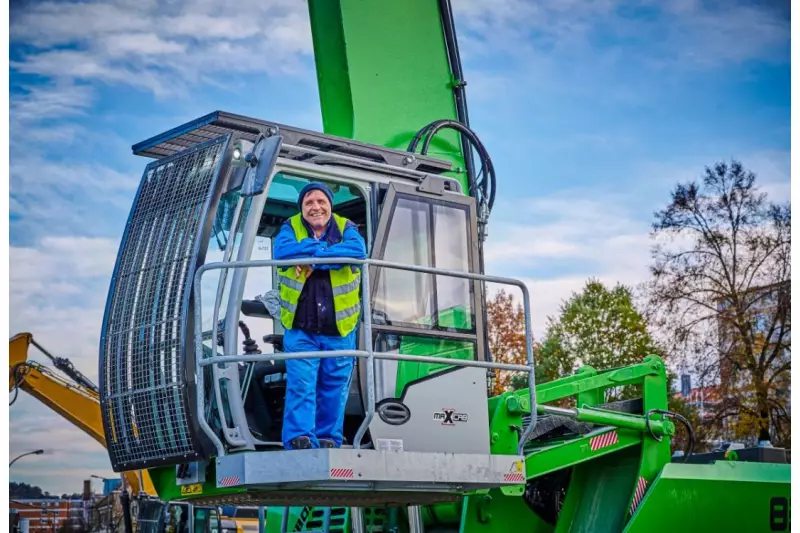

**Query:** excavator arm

left=9, top=332, right=156, bottom=495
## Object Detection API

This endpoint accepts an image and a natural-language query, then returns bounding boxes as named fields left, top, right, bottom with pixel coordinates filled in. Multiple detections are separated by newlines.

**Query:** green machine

left=97, top=1, right=790, bottom=532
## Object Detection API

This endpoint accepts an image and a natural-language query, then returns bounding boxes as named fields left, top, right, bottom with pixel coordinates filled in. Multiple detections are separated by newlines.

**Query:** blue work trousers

left=281, top=328, right=357, bottom=449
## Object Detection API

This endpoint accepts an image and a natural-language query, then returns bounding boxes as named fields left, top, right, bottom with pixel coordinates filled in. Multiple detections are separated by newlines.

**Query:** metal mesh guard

left=136, top=500, right=167, bottom=533
left=100, top=135, right=229, bottom=470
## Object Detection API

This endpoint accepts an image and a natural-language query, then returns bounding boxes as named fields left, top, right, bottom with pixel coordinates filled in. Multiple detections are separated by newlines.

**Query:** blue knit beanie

left=298, top=182, right=334, bottom=209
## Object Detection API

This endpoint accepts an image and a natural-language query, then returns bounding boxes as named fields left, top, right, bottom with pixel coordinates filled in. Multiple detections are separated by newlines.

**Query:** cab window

left=373, top=194, right=474, bottom=332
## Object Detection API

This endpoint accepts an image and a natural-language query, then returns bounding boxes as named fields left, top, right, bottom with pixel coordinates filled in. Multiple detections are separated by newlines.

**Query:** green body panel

left=556, top=448, right=642, bottom=533
left=307, top=0, right=468, bottom=191
left=150, top=332, right=793, bottom=533
left=423, top=501, right=462, bottom=526
left=394, top=335, right=475, bottom=397
left=459, top=491, right=553, bottom=533
left=148, top=463, right=241, bottom=503
left=525, top=428, right=641, bottom=479
left=624, top=462, right=791, bottom=532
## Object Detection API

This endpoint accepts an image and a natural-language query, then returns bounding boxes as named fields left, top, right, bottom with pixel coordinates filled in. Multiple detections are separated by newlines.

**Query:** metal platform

left=131, top=110, right=454, bottom=175
left=211, top=449, right=526, bottom=506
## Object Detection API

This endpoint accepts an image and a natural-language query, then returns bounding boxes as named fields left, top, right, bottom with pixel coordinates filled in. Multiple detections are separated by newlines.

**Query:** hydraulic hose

left=407, top=119, right=496, bottom=214
left=9, top=363, right=29, bottom=406
left=646, top=408, right=695, bottom=461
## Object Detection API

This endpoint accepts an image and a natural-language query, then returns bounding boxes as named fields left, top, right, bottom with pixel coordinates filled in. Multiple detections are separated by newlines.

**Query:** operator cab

left=198, top=124, right=488, bottom=456
left=216, top=172, right=372, bottom=446
left=98, top=111, right=535, bottom=506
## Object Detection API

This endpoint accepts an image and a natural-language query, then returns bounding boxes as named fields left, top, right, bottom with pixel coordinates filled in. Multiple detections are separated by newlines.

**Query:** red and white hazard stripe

left=330, top=468, right=354, bottom=479
left=504, top=472, right=525, bottom=483
left=589, top=430, right=619, bottom=451
left=629, top=476, right=648, bottom=515
left=219, top=476, right=240, bottom=487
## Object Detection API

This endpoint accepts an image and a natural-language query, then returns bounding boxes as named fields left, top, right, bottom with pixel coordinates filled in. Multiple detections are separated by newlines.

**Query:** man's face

left=301, top=189, right=332, bottom=230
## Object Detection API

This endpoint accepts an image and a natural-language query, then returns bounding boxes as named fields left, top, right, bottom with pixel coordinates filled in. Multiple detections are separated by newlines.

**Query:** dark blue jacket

left=273, top=215, right=367, bottom=335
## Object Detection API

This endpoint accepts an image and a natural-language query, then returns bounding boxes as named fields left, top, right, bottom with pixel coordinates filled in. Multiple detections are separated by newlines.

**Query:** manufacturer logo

left=433, top=408, right=468, bottom=425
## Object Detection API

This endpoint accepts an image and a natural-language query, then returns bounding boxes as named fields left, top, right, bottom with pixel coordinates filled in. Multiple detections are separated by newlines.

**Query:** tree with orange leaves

left=486, top=289, right=530, bottom=396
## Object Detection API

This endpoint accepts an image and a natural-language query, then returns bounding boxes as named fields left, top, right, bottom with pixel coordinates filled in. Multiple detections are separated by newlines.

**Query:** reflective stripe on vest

left=278, top=213, right=362, bottom=336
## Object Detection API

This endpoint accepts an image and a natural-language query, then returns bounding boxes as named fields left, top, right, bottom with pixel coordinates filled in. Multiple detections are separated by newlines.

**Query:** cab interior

left=228, top=172, right=372, bottom=447
left=206, top=168, right=480, bottom=450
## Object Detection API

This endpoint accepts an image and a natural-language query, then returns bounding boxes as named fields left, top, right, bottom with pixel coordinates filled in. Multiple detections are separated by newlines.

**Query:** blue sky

left=8, top=0, right=790, bottom=494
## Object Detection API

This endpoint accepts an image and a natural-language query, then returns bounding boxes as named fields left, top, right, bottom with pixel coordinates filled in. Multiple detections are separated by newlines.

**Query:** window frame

left=368, top=182, right=485, bottom=359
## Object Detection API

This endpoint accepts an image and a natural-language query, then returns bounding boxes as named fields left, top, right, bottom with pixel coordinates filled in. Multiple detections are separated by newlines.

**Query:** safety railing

left=192, top=257, right=538, bottom=456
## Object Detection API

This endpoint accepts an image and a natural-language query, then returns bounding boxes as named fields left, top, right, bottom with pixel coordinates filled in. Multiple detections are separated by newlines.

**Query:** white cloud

left=11, top=82, right=94, bottom=124
left=638, top=149, right=791, bottom=203
left=9, top=236, right=121, bottom=494
left=9, top=0, right=314, bottom=97
left=10, top=156, right=139, bottom=240
left=10, top=236, right=120, bottom=382
left=10, top=395, right=116, bottom=494
left=486, top=189, right=651, bottom=270
left=451, top=0, right=788, bottom=112
left=483, top=148, right=790, bottom=339
left=454, top=0, right=788, bottom=69
left=484, top=187, right=655, bottom=338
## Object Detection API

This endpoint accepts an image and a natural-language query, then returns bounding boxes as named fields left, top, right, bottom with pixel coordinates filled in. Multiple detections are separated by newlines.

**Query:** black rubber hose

left=420, top=120, right=497, bottom=212
left=407, top=119, right=449, bottom=154
left=438, top=0, right=478, bottom=197
left=9, top=363, right=30, bottom=406
left=407, top=119, right=497, bottom=213
left=646, top=408, right=695, bottom=461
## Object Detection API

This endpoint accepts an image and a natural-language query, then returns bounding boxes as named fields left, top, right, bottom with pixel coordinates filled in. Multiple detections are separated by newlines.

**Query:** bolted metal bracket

left=175, top=461, right=207, bottom=486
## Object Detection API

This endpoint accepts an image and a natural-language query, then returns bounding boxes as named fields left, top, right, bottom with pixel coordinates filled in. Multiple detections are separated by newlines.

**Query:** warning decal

left=504, top=460, right=525, bottom=482
left=330, top=468, right=354, bottom=479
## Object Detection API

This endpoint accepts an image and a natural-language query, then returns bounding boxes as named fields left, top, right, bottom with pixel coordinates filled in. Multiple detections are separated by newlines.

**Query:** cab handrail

left=193, top=257, right=537, bottom=455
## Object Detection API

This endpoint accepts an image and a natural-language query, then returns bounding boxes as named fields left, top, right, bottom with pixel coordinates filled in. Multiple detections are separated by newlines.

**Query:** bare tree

left=646, top=160, right=790, bottom=447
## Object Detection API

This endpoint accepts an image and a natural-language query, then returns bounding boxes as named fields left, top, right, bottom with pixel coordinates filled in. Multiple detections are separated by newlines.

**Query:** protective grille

left=100, top=135, right=230, bottom=471
left=135, top=500, right=166, bottom=533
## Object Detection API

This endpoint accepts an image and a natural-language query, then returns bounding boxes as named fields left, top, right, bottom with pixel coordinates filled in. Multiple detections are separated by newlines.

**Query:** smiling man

left=272, top=182, right=367, bottom=450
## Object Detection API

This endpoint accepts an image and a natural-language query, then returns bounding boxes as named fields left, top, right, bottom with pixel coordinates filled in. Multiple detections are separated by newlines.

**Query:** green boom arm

left=307, top=0, right=471, bottom=192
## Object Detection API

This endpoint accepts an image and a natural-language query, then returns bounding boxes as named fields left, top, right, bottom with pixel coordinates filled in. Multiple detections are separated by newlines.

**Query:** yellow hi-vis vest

left=278, top=213, right=362, bottom=337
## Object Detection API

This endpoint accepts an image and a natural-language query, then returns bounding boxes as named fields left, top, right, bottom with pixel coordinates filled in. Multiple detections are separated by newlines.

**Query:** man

left=273, top=181, right=367, bottom=450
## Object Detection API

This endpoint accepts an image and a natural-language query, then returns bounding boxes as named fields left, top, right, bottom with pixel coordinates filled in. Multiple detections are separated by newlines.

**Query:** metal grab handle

left=193, top=257, right=537, bottom=456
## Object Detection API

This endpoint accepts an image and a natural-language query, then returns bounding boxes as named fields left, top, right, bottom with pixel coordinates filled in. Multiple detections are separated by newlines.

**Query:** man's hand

left=296, top=264, right=312, bottom=278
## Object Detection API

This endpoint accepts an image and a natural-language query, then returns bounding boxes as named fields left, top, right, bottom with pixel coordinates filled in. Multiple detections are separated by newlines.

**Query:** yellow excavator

left=9, top=332, right=156, bottom=495
left=9, top=332, right=254, bottom=533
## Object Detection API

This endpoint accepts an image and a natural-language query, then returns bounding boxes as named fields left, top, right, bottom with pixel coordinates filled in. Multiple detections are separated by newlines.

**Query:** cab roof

left=131, top=110, right=453, bottom=176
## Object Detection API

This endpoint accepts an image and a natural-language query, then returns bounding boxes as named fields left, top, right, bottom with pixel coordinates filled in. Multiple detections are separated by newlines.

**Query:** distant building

left=100, top=479, right=121, bottom=497
left=10, top=499, right=87, bottom=533
left=673, top=379, right=722, bottom=422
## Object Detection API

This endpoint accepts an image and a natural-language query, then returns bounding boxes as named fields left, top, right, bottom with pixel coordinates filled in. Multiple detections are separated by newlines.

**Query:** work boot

left=319, top=439, right=336, bottom=449
left=290, top=436, right=312, bottom=450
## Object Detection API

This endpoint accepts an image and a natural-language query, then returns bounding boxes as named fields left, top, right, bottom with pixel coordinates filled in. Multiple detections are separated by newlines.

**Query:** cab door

left=361, top=180, right=490, bottom=454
